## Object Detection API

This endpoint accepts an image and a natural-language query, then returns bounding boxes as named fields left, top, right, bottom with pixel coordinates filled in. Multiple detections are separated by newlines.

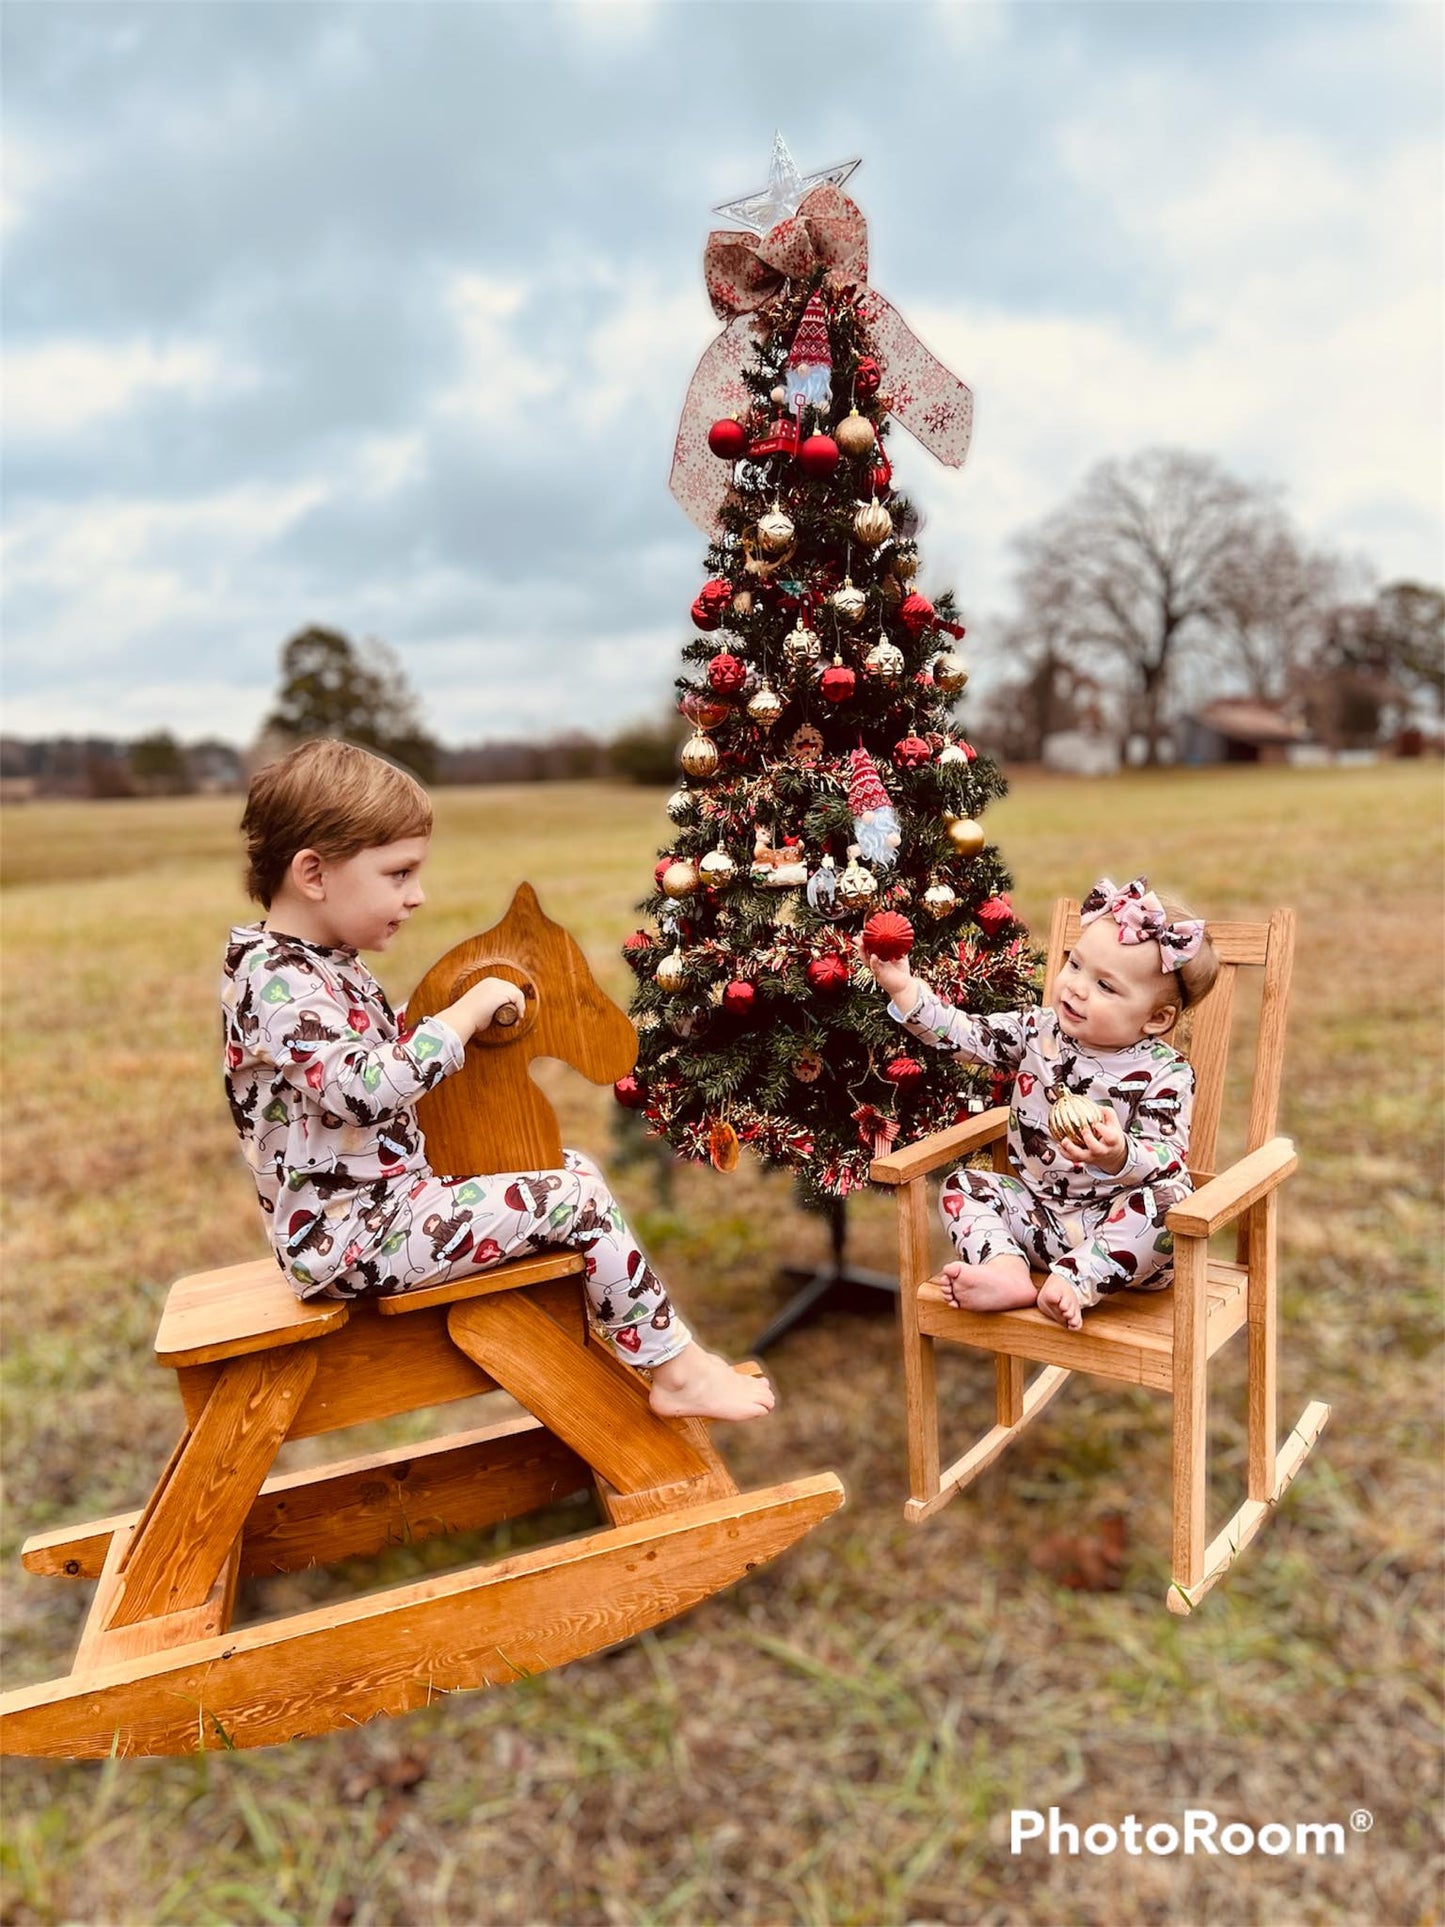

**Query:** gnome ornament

left=846, top=746, right=902, bottom=869
left=784, top=291, right=833, bottom=415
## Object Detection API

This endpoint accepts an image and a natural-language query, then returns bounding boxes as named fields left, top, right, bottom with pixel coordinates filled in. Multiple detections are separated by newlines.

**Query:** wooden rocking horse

left=1, top=885, right=844, bottom=1756
left=871, top=897, right=1330, bottom=1613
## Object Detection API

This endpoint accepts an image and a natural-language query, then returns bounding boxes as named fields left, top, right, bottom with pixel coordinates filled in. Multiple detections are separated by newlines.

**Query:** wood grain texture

left=154, top=1261, right=348, bottom=1369
left=407, top=882, right=637, bottom=1179
left=376, top=1249, right=583, bottom=1316
left=0, top=1476, right=846, bottom=1758
left=107, top=1349, right=318, bottom=1628
left=895, top=1178, right=940, bottom=1508
left=447, top=1297, right=712, bottom=1494
left=1166, top=1138, right=1297, bottom=1238
left=1169, top=1233, right=1210, bottom=1595
left=1246, top=1191, right=1279, bottom=1505
left=24, top=1416, right=592, bottom=1581
left=76, top=1527, right=240, bottom=1671
left=870, top=1110, right=1008, bottom=1187
left=904, top=1365, right=1072, bottom=1523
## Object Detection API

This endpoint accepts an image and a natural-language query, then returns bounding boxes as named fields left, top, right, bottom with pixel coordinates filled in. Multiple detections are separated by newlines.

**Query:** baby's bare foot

left=648, top=1345, right=776, bottom=1423
left=937, top=1260, right=1039, bottom=1314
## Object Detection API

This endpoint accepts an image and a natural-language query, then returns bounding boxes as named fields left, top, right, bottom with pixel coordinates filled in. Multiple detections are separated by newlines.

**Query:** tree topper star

left=712, top=133, right=861, bottom=236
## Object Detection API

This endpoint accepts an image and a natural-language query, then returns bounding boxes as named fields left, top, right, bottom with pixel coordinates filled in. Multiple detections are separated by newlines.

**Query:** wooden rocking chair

left=1, top=885, right=843, bottom=1756
left=870, top=897, right=1330, bottom=1613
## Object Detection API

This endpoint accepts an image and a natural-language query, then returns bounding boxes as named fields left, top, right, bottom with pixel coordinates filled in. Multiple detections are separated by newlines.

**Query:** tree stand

left=751, top=1197, right=899, bottom=1353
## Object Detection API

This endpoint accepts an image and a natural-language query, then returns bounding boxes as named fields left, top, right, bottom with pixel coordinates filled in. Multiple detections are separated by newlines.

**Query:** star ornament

left=712, top=132, right=861, bottom=237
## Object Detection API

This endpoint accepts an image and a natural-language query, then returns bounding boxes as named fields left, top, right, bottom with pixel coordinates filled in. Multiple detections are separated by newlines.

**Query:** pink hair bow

left=1079, top=877, right=1206, bottom=970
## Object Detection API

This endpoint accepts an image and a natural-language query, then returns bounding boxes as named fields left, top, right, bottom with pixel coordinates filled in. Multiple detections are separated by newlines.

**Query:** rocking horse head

left=406, top=883, right=637, bottom=1177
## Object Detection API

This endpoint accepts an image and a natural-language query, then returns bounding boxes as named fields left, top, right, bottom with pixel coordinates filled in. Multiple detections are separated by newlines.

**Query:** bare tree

left=1210, top=527, right=1347, bottom=705
left=1013, top=450, right=1276, bottom=763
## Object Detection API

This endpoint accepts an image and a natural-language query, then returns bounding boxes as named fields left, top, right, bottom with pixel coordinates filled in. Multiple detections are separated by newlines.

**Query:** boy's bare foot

left=648, top=1344, right=776, bottom=1423
left=937, top=1258, right=1039, bottom=1314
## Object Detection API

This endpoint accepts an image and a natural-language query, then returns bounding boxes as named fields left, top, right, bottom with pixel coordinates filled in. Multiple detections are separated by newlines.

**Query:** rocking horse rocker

left=1, top=886, right=844, bottom=1757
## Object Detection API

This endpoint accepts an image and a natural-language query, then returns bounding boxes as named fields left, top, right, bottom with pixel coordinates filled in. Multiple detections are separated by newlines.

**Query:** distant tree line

left=971, top=448, right=1444, bottom=764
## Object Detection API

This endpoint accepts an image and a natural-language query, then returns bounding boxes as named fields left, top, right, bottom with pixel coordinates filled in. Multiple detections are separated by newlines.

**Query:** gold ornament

left=944, top=815, right=986, bottom=857
left=864, top=637, right=905, bottom=682
left=747, top=682, right=783, bottom=730
left=931, top=651, right=969, bottom=694
left=731, top=589, right=754, bottom=616
left=922, top=881, right=957, bottom=920
left=938, top=742, right=967, bottom=765
left=680, top=731, right=720, bottom=778
left=835, top=408, right=876, bottom=456
left=1048, top=1092, right=1109, bottom=1145
left=792, top=1048, right=824, bottom=1084
left=892, top=550, right=918, bottom=581
left=787, top=722, right=825, bottom=765
left=654, top=947, right=687, bottom=994
left=838, top=847, right=878, bottom=906
left=699, top=847, right=736, bottom=889
left=830, top=578, right=867, bottom=626
left=757, top=504, right=796, bottom=554
left=854, top=499, right=893, bottom=546
left=782, top=618, right=821, bottom=667
left=661, top=859, right=700, bottom=898
left=665, top=788, right=691, bottom=821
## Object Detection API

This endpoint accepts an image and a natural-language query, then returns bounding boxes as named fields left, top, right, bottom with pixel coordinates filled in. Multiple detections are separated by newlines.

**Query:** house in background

left=1175, top=699, right=1311, bottom=766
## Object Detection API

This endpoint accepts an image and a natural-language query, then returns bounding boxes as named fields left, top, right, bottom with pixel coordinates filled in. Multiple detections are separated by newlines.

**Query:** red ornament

left=959, top=739, right=978, bottom=762
left=862, top=911, right=915, bottom=961
left=707, top=652, right=747, bottom=694
left=622, top=930, right=654, bottom=961
left=653, top=857, right=672, bottom=890
left=680, top=689, right=730, bottom=728
left=820, top=661, right=856, bottom=703
left=721, top=979, right=756, bottom=1016
left=899, top=592, right=935, bottom=637
left=748, top=414, right=801, bottom=459
left=613, top=1074, right=647, bottom=1110
left=691, top=578, right=733, bottom=630
left=798, top=432, right=840, bottom=478
left=976, top=895, right=1013, bottom=935
left=893, top=734, right=932, bottom=770
left=869, top=455, right=893, bottom=496
left=854, top=356, right=882, bottom=397
left=806, top=954, right=850, bottom=995
left=885, top=1055, right=925, bottom=1092
left=707, top=417, right=747, bottom=459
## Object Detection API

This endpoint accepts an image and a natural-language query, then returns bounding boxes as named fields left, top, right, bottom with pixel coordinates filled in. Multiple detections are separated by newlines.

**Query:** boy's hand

left=854, top=936, right=918, bottom=1009
left=441, top=976, right=527, bottom=1043
left=1036, top=1276, right=1083, bottom=1330
left=1054, top=1109, right=1128, bottom=1175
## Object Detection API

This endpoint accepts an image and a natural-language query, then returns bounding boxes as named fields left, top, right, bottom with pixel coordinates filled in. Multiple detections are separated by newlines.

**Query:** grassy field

left=1, top=764, right=1441, bottom=1926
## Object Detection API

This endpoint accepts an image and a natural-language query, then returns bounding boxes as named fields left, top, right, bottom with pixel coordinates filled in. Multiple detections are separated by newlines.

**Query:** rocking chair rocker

left=1, top=885, right=843, bottom=1756
left=870, top=897, right=1330, bottom=1613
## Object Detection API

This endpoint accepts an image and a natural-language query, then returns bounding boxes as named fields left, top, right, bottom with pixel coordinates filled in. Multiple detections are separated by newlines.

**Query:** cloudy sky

left=3, top=0, right=1440, bottom=745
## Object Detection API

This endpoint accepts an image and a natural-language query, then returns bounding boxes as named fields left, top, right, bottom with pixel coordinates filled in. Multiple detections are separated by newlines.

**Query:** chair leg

left=1169, top=1235, right=1209, bottom=1606
left=897, top=1180, right=940, bottom=1513
left=1247, top=1192, right=1278, bottom=1502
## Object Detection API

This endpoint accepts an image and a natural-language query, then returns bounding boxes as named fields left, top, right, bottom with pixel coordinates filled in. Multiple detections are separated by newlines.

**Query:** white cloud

left=3, top=335, right=252, bottom=437
left=432, top=273, right=555, bottom=428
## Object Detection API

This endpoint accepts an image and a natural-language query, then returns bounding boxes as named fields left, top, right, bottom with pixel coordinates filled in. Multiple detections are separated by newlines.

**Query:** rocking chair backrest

left=1043, top=900, right=1296, bottom=1182
left=406, top=883, right=638, bottom=1178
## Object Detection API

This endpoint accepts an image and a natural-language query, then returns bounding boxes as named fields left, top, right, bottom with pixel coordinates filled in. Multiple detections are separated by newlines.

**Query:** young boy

left=222, top=738, right=773, bottom=1424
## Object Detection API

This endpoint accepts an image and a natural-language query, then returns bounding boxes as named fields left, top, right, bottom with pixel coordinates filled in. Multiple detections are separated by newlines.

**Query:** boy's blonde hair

left=241, top=740, right=433, bottom=906
left=1155, top=892, right=1220, bottom=1010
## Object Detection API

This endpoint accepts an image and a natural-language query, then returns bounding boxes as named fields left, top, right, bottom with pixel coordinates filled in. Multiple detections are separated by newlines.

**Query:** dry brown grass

left=1, top=764, right=1441, bottom=1926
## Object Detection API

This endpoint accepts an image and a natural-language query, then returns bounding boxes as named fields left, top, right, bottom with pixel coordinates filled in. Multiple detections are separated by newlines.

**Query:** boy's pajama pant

left=939, top=1167, right=1183, bottom=1309
left=330, top=1149, right=691, bottom=1369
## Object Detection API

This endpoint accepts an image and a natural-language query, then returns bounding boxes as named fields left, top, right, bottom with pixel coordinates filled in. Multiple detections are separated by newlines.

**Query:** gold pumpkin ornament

left=853, top=499, right=893, bottom=546
left=835, top=408, right=876, bottom=457
left=1048, top=1091, right=1109, bottom=1145
left=931, top=651, right=970, bottom=694
left=943, top=814, right=986, bottom=857
left=680, top=731, right=720, bottom=778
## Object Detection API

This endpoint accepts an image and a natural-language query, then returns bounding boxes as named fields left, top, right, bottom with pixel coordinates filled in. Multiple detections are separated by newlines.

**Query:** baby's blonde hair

left=1155, top=891, right=1220, bottom=1010
left=241, top=739, right=432, bottom=907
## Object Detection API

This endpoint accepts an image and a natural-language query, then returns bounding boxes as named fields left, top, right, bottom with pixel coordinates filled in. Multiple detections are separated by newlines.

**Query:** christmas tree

left=618, top=139, right=1035, bottom=1208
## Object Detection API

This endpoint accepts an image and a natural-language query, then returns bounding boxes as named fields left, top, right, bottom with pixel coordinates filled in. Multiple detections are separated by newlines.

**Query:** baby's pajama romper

left=889, top=985, right=1196, bottom=1306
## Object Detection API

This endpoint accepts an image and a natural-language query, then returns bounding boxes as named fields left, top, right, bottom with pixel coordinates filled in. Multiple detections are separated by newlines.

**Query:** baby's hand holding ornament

left=858, top=911, right=916, bottom=1004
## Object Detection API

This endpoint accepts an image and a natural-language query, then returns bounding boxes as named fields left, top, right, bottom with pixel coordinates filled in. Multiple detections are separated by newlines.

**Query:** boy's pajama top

left=221, top=925, right=690, bottom=1366
left=890, top=986, right=1196, bottom=1306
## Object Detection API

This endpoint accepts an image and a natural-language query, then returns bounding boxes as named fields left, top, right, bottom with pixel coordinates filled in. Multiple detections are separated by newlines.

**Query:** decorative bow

left=670, top=184, right=974, bottom=533
left=1079, top=878, right=1206, bottom=970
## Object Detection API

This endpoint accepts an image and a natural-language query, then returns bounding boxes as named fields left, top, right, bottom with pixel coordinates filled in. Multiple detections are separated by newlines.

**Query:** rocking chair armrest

left=1165, top=1137, right=1298, bottom=1239
left=871, top=1108, right=1010, bottom=1187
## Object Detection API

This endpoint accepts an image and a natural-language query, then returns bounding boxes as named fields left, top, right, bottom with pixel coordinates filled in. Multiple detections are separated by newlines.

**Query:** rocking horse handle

left=407, top=883, right=638, bottom=1177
